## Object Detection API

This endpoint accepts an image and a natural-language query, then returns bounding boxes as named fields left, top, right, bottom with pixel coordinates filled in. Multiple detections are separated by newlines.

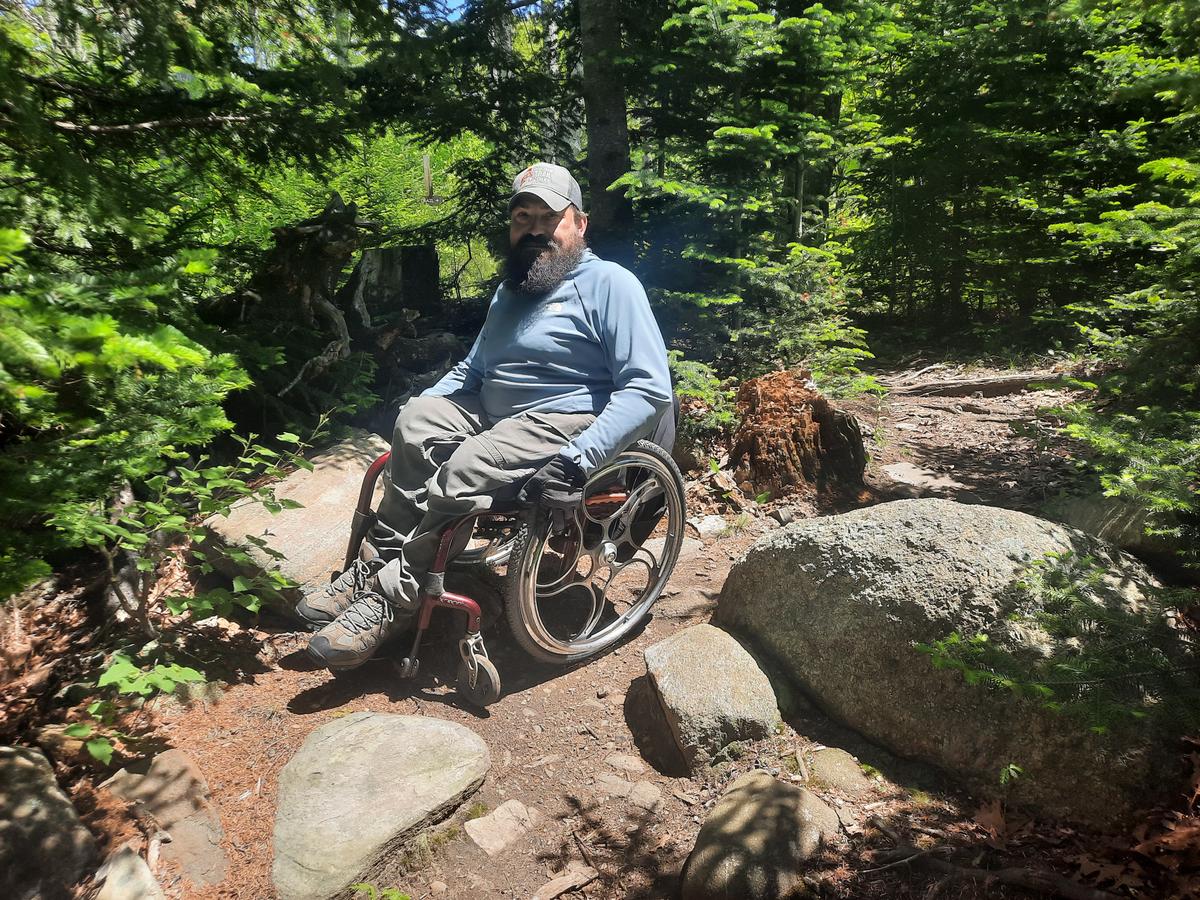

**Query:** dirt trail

left=135, top=368, right=1095, bottom=900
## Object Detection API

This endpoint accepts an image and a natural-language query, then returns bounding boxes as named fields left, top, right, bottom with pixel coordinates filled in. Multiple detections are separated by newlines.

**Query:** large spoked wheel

left=504, top=440, right=686, bottom=665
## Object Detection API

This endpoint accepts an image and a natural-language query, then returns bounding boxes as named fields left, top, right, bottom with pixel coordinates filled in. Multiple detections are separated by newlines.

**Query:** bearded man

left=301, top=162, right=673, bottom=671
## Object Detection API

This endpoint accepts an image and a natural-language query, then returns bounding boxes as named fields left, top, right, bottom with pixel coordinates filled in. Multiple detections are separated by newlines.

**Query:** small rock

left=657, top=587, right=720, bottom=620
left=596, top=687, right=610, bottom=699
left=605, top=752, right=646, bottom=774
left=594, top=774, right=634, bottom=799
left=35, top=723, right=86, bottom=762
left=52, top=682, right=93, bottom=706
left=630, top=781, right=662, bottom=812
left=681, top=771, right=839, bottom=900
left=644, top=624, right=781, bottom=770
left=0, top=746, right=98, bottom=900
left=429, top=881, right=448, bottom=895
left=467, top=874, right=494, bottom=892
left=97, top=846, right=166, bottom=900
left=464, top=799, right=542, bottom=856
left=881, top=461, right=965, bottom=496
left=808, top=748, right=876, bottom=796
left=643, top=536, right=704, bottom=563
left=894, top=422, right=918, bottom=432
left=102, top=749, right=228, bottom=887
left=689, top=515, right=728, bottom=540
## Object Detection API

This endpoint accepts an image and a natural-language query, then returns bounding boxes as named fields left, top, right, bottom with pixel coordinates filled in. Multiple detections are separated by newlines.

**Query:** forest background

left=1, top=0, right=1197, bottom=606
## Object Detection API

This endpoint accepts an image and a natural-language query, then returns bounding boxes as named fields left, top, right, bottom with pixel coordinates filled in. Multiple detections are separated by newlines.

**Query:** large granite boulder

left=204, top=429, right=389, bottom=595
left=681, top=771, right=838, bottom=900
left=644, top=625, right=781, bottom=769
left=272, top=712, right=489, bottom=900
left=0, top=746, right=98, bottom=900
left=716, top=498, right=1179, bottom=827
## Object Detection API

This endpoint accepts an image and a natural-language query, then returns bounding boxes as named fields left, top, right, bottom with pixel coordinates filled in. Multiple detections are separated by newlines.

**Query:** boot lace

left=329, top=557, right=384, bottom=595
left=339, top=591, right=396, bottom=635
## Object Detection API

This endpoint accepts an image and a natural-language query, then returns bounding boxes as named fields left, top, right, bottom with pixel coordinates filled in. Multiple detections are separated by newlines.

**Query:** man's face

left=505, top=196, right=588, bottom=294
left=509, top=196, right=586, bottom=249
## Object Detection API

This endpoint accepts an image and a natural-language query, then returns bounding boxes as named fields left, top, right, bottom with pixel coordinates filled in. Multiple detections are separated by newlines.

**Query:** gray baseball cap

left=509, top=163, right=584, bottom=213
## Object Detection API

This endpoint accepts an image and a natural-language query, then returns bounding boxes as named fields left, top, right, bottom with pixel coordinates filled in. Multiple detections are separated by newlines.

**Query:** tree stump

left=730, top=370, right=866, bottom=499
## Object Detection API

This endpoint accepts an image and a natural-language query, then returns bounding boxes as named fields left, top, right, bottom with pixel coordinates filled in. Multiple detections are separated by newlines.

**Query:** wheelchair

left=338, top=410, right=687, bottom=708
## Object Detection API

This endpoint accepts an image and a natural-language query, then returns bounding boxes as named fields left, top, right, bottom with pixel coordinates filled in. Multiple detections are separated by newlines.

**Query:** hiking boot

left=295, top=557, right=387, bottom=629
left=307, top=590, right=410, bottom=671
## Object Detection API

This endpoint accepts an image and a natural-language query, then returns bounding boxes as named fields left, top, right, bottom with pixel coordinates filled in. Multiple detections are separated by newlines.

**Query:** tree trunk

left=579, top=0, right=634, bottom=265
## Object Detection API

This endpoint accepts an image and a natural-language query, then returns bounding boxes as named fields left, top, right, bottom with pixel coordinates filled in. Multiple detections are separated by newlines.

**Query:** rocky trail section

left=4, top=364, right=1191, bottom=900
left=864, top=363, right=1085, bottom=512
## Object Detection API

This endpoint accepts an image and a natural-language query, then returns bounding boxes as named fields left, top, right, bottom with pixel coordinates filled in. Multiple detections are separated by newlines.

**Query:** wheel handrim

left=513, top=447, right=684, bottom=658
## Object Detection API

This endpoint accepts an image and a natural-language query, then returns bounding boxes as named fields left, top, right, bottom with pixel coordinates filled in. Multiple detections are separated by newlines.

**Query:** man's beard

left=505, top=234, right=585, bottom=295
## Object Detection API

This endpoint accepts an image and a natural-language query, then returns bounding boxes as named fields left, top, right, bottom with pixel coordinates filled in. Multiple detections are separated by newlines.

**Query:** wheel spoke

left=611, top=476, right=663, bottom=526
left=631, top=543, right=660, bottom=571
left=538, top=560, right=595, bottom=598
left=574, top=579, right=605, bottom=641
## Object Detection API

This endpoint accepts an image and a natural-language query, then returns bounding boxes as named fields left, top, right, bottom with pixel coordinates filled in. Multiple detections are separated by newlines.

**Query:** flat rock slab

left=273, top=712, right=489, bottom=900
left=682, top=771, right=839, bottom=900
left=807, top=748, right=875, bottom=797
left=604, top=752, right=646, bottom=774
left=644, top=624, right=781, bottom=769
left=657, top=586, right=719, bottom=620
left=591, top=775, right=662, bottom=811
left=205, top=429, right=389, bottom=591
left=102, top=749, right=227, bottom=887
left=464, top=799, right=542, bottom=856
left=97, top=846, right=166, bottom=900
left=881, top=462, right=966, bottom=496
left=643, top=535, right=703, bottom=563
left=1, top=746, right=98, bottom=900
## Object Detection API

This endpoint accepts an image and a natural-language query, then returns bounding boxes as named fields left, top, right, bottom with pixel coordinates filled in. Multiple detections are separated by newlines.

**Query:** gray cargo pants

left=369, top=392, right=595, bottom=610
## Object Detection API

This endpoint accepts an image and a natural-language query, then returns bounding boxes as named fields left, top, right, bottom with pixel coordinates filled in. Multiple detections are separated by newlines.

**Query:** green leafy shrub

left=0, top=234, right=250, bottom=597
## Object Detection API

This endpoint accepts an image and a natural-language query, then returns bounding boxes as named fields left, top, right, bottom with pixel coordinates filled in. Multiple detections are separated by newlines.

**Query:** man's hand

left=520, top=455, right=587, bottom=531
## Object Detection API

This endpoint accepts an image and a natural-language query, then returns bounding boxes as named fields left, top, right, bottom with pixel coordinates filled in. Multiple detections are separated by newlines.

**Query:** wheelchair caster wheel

left=456, top=656, right=501, bottom=707
left=397, top=657, right=420, bottom=679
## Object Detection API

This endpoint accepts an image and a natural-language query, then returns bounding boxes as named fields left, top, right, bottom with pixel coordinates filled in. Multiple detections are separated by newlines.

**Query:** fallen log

left=891, top=372, right=1070, bottom=398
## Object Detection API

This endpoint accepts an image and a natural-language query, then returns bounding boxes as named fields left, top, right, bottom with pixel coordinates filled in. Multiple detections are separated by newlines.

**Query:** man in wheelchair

left=301, top=163, right=673, bottom=672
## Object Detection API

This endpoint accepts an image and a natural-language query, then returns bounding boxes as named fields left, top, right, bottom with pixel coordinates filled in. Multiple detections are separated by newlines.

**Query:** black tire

left=456, top=656, right=502, bottom=706
left=504, top=440, right=686, bottom=665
